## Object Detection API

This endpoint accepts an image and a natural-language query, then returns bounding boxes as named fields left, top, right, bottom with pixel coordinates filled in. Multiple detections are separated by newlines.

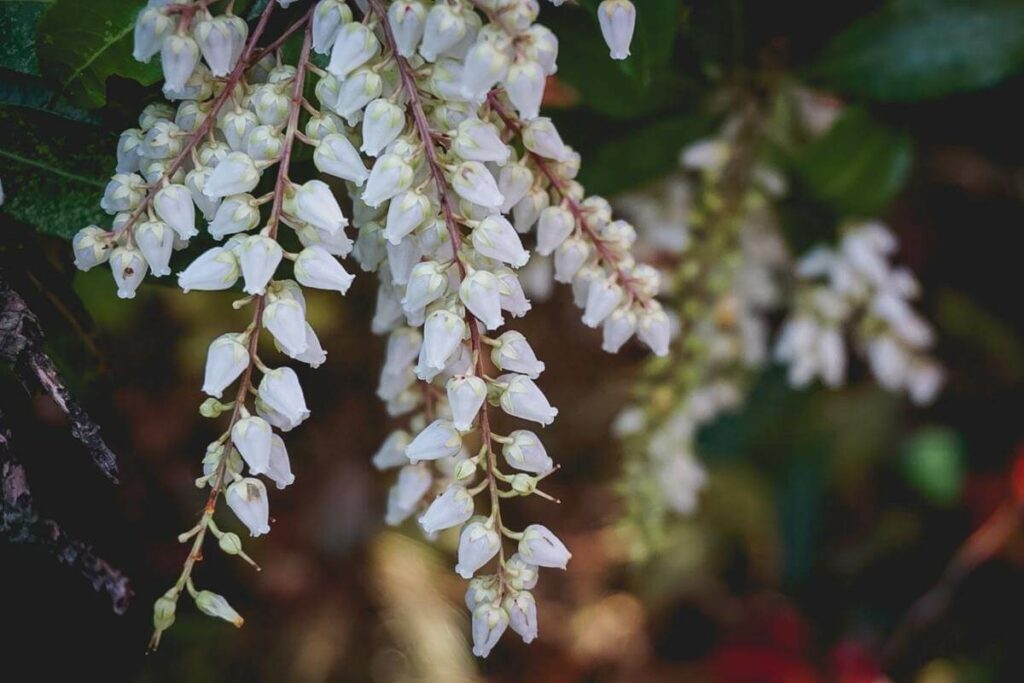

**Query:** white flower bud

left=406, top=419, right=462, bottom=463
left=204, top=152, right=260, bottom=198
left=512, top=186, right=550, bottom=233
left=115, top=128, right=142, bottom=173
left=502, top=430, right=552, bottom=474
left=504, top=591, right=538, bottom=644
left=266, top=434, right=295, bottom=489
left=184, top=167, right=221, bottom=220
left=419, top=484, right=474, bottom=533
left=582, top=279, right=623, bottom=328
left=258, top=367, right=310, bottom=429
left=294, top=245, right=354, bottom=293
left=637, top=304, right=671, bottom=356
left=466, top=575, right=499, bottom=612
left=282, top=322, right=327, bottom=368
left=250, top=84, right=290, bottom=127
left=362, top=153, right=413, bottom=207
left=472, top=215, right=528, bottom=267
left=388, top=1, right=427, bottom=57
left=491, top=330, right=544, bottom=378
left=373, top=430, right=412, bottom=470
left=598, top=0, right=637, bottom=60
left=73, top=226, right=112, bottom=271
left=498, top=163, right=533, bottom=213
left=101, top=173, right=145, bottom=214
left=524, top=24, right=558, bottom=75
left=361, top=99, right=405, bottom=157
left=385, top=464, right=432, bottom=525
left=456, top=519, right=501, bottom=578
left=328, top=22, right=379, bottom=78
left=498, top=373, right=558, bottom=426
left=452, top=161, right=504, bottom=209
left=312, top=0, right=353, bottom=54
left=209, top=193, right=259, bottom=240
left=460, top=270, right=504, bottom=330
left=522, top=117, right=571, bottom=162
left=314, top=133, right=369, bottom=185
left=471, top=603, right=509, bottom=658
left=454, top=118, right=510, bottom=165
left=152, top=183, right=197, bottom=239
left=553, top=236, right=590, bottom=283
left=219, top=109, right=259, bottom=151
left=245, top=124, right=283, bottom=162
left=602, top=306, right=637, bottom=353
left=237, top=235, right=282, bottom=295
left=505, top=57, right=545, bottom=120
left=334, top=68, right=382, bottom=123
left=420, top=4, right=466, bottom=61
left=296, top=223, right=354, bottom=258
left=505, top=553, right=540, bottom=590
left=232, top=416, right=272, bottom=475
left=195, top=591, right=244, bottom=627
left=134, top=8, right=173, bottom=62
left=518, top=523, right=570, bottom=568
left=135, top=219, right=175, bottom=277
left=461, top=38, right=511, bottom=102
left=384, top=190, right=430, bottom=244
left=178, top=246, right=239, bottom=292
left=203, top=333, right=249, bottom=398
left=263, top=297, right=308, bottom=357
left=109, top=246, right=148, bottom=299
left=536, top=206, right=575, bottom=256
left=195, top=16, right=237, bottom=77
left=447, top=374, right=487, bottom=432
left=160, top=34, right=200, bottom=92
left=226, top=477, right=271, bottom=537
left=421, top=309, right=467, bottom=373
left=294, top=179, right=347, bottom=233
left=497, top=269, right=531, bottom=317
left=402, top=261, right=448, bottom=313
left=305, top=112, right=340, bottom=142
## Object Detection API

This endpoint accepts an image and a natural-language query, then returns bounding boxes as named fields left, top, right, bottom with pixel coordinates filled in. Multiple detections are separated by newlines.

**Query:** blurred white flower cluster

left=73, top=0, right=651, bottom=658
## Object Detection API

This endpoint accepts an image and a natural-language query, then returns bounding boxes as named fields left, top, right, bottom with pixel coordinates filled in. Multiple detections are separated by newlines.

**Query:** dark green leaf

left=0, top=69, right=100, bottom=123
left=792, top=109, right=913, bottom=215
left=0, top=105, right=113, bottom=238
left=814, top=0, right=1024, bottom=101
left=36, top=0, right=160, bottom=108
left=0, top=0, right=53, bottom=75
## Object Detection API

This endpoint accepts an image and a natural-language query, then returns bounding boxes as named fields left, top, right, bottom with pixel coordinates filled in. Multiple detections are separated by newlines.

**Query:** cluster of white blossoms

left=72, top=0, right=653, bottom=658
left=776, top=222, right=943, bottom=404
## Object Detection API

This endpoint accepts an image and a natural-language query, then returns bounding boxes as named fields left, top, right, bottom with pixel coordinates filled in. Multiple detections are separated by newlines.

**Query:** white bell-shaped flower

left=498, top=163, right=533, bottom=213
left=178, top=247, right=239, bottom=292
left=282, top=322, right=327, bottom=368
left=238, top=235, right=282, bottom=295
left=505, top=57, right=545, bottom=120
left=160, top=34, right=200, bottom=92
left=402, top=261, right=448, bottom=313
left=154, top=184, right=197, bottom=239
left=304, top=112, right=339, bottom=142
left=139, top=120, right=181, bottom=160
left=204, top=152, right=260, bottom=198
left=101, top=173, right=145, bottom=214
left=497, top=269, right=532, bottom=317
left=522, top=117, right=571, bottom=162
left=362, top=153, right=414, bottom=207
left=504, top=591, right=538, bottom=644
left=421, top=309, right=467, bottom=372
left=491, top=330, right=544, bottom=378
left=602, top=306, right=637, bottom=353
left=582, top=279, right=623, bottom=328
left=525, top=24, right=559, bottom=75
left=203, top=333, right=249, bottom=398
left=513, top=188, right=550, bottom=236
left=385, top=464, right=432, bottom=525
left=175, top=101, right=208, bottom=133
left=294, top=245, right=354, bottom=293
left=420, top=4, right=466, bottom=61
left=553, top=236, right=590, bottom=283
left=231, top=416, right=272, bottom=475
left=219, top=108, right=259, bottom=151
left=296, top=223, right=354, bottom=258
left=195, top=16, right=237, bottom=77
left=536, top=206, right=575, bottom=256
left=245, top=124, right=283, bottom=162
left=312, top=0, right=353, bottom=54
left=209, top=193, right=259, bottom=240
left=372, top=430, right=411, bottom=470
left=466, top=575, right=500, bottom=612
left=266, top=434, right=295, bottom=489
left=471, top=603, right=509, bottom=658
left=505, top=553, right=540, bottom=590
left=133, top=7, right=173, bottom=63
left=251, top=84, right=290, bottom=127
left=109, top=247, right=148, bottom=299
left=472, top=215, right=529, bottom=267
left=447, top=374, right=487, bottom=432
left=459, top=269, right=504, bottom=330
left=418, top=484, right=474, bottom=533
left=502, top=430, right=553, bottom=473
left=383, top=191, right=429, bottom=245
left=314, top=133, right=369, bottom=185
left=598, top=0, right=637, bottom=60
left=257, top=367, right=310, bottom=429
left=184, top=167, right=221, bottom=220
left=135, top=219, right=175, bottom=277
left=361, top=99, right=405, bottom=156
left=461, top=38, right=511, bottom=101
left=637, top=304, right=671, bottom=356
left=405, top=419, right=462, bottom=463
left=328, top=22, right=379, bottom=78
left=454, top=118, right=510, bottom=165
left=452, top=161, right=504, bottom=208
left=115, top=128, right=142, bottom=173
left=498, top=374, right=558, bottom=426
left=73, top=226, right=112, bottom=271
left=334, top=68, right=382, bottom=123
left=388, top=0, right=427, bottom=57
left=263, top=297, right=308, bottom=357
left=226, top=478, right=271, bottom=537
left=294, top=180, right=347, bottom=233
left=456, top=519, right=501, bottom=578
left=518, top=523, right=571, bottom=568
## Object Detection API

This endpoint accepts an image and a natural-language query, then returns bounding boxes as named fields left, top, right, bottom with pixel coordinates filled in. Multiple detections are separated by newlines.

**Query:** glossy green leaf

left=0, top=0, right=53, bottom=75
left=36, top=0, right=160, bottom=108
left=792, top=109, right=913, bottom=215
left=0, top=69, right=100, bottom=122
left=814, top=0, right=1024, bottom=101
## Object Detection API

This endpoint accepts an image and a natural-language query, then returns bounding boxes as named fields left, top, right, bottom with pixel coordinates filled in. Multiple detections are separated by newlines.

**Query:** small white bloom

left=388, top=0, right=427, bottom=57
left=178, top=247, right=239, bottom=292
left=502, top=430, right=553, bottom=474
left=203, top=333, right=249, bottom=398
left=226, top=478, right=271, bottom=537
left=908, top=361, right=944, bottom=405
left=361, top=99, right=405, bottom=157
left=203, top=152, right=260, bottom=199
left=512, top=186, right=550, bottom=233
left=524, top=24, right=559, bottom=75
left=73, top=226, right=112, bottom=271
left=471, top=603, right=509, bottom=658
left=133, top=7, right=173, bottom=63
left=135, top=219, right=175, bottom=277
left=459, top=270, right=504, bottom=330
left=447, top=374, right=487, bottom=432
left=266, top=434, right=295, bottom=489
left=314, top=133, right=369, bottom=185
left=452, top=161, right=504, bottom=208
left=333, top=68, right=382, bottom=123
left=294, top=180, right=347, bottom=234
left=138, top=120, right=181, bottom=160
left=154, top=184, right=197, bottom=239
left=385, top=464, right=432, bottom=525
left=109, top=246, right=148, bottom=299
left=195, top=16, right=238, bottom=77
left=536, top=206, right=575, bottom=256
left=522, top=117, right=571, bottom=162
left=497, top=269, right=531, bottom=317
left=101, top=173, right=145, bottom=214
left=553, top=236, right=590, bottom=283
left=283, top=323, right=327, bottom=368
left=402, top=261, right=448, bottom=314
left=505, top=57, right=545, bottom=120
left=498, top=374, right=558, bottom=426
left=296, top=223, right=354, bottom=258
left=518, top=523, right=571, bottom=568
left=257, top=367, right=310, bottom=429
left=420, top=4, right=466, bottom=61
left=362, top=153, right=413, bottom=207
left=231, top=416, right=272, bottom=475
left=456, top=519, right=501, bottom=579
left=504, top=591, right=538, bottom=644
left=505, top=553, right=540, bottom=590
left=263, top=297, right=308, bottom=357
left=406, top=419, right=463, bottom=463
left=454, top=118, right=510, bottom=165
left=582, top=279, right=623, bottom=328
left=466, top=575, right=500, bottom=612
left=472, top=215, right=529, bottom=267
left=491, top=331, right=545, bottom=378
left=312, top=0, right=353, bottom=54
left=185, top=167, right=221, bottom=220
left=372, top=430, right=411, bottom=470
left=597, top=0, right=637, bottom=60
left=498, top=163, right=533, bottom=213
left=245, top=124, right=283, bottom=162
left=418, top=484, right=475, bottom=534
left=327, top=22, right=379, bottom=78
left=637, top=304, right=671, bottom=356
left=602, top=307, right=637, bottom=353
left=194, top=590, right=244, bottom=626
left=115, top=128, right=142, bottom=173
left=209, top=193, right=260, bottom=240
left=160, top=34, right=200, bottom=92
left=421, top=309, right=467, bottom=373
left=219, top=108, right=259, bottom=151
left=294, top=245, right=354, bottom=293
left=460, top=38, right=511, bottom=102
left=384, top=190, right=430, bottom=244
left=238, top=235, right=283, bottom=295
